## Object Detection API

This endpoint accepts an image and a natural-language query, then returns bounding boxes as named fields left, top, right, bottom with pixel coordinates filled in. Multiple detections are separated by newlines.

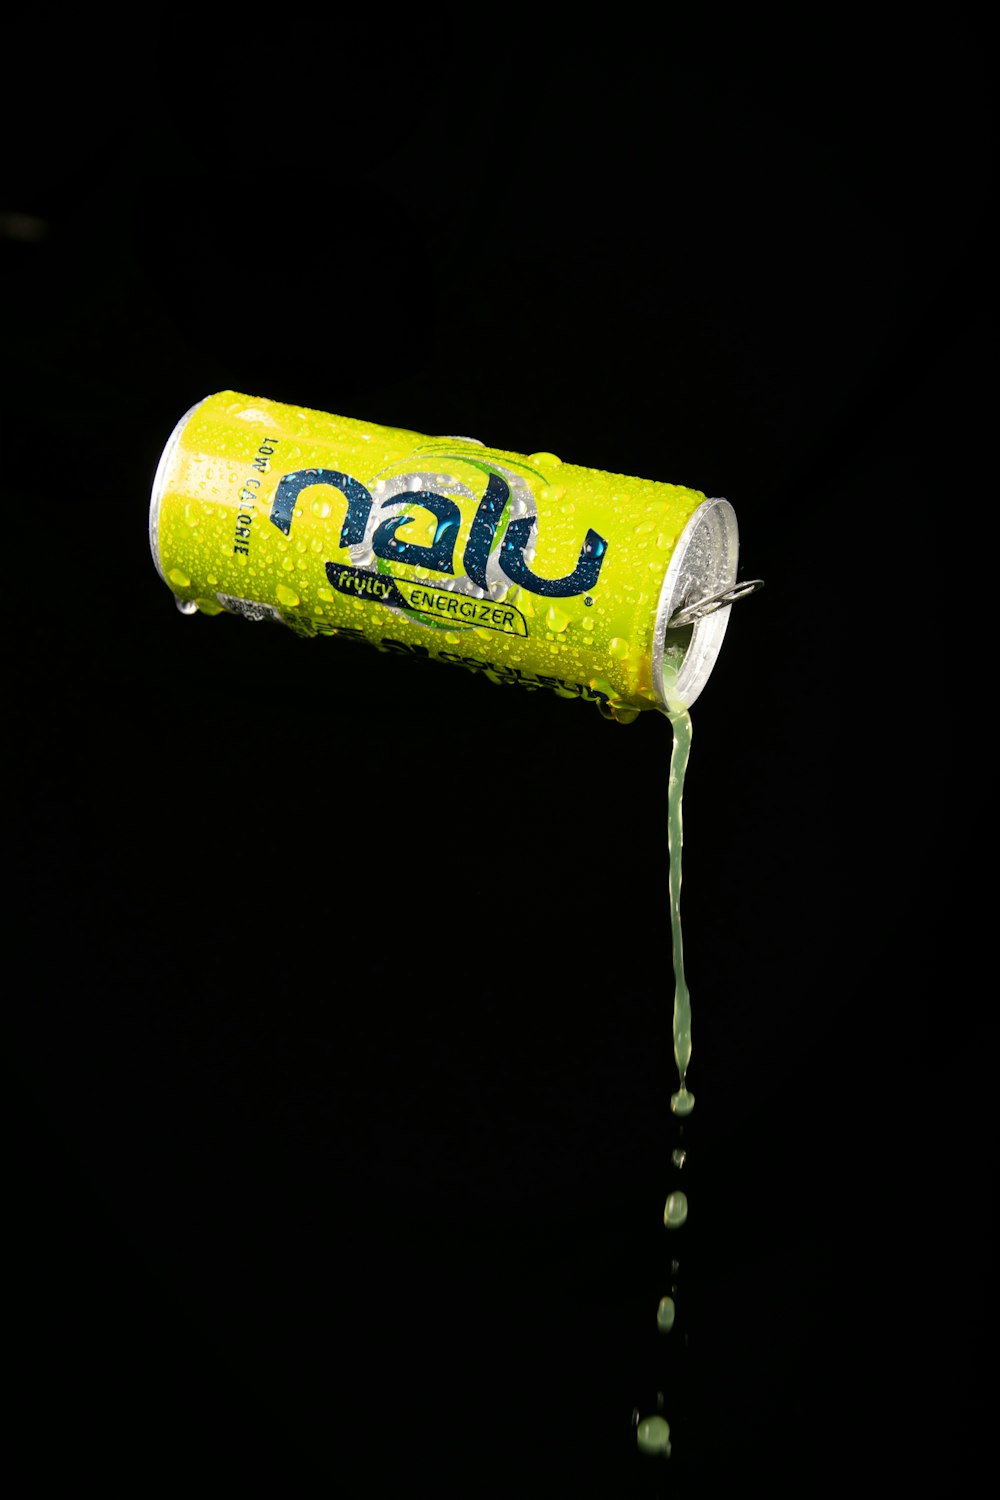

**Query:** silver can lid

left=652, top=497, right=740, bottom=711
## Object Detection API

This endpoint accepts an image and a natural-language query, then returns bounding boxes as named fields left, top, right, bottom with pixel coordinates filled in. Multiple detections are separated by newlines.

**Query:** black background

left=4, top=8, right=993, bottom=1493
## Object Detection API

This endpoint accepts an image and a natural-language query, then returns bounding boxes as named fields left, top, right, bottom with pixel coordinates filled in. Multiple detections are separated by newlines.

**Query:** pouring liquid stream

left=666, top=708, right=694, bottom=1119
left=635, top=705, right=694, bottom=1463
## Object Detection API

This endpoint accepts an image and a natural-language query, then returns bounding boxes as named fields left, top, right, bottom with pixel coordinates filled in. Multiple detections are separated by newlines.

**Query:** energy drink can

left=149, top=391, right=740, bottom=720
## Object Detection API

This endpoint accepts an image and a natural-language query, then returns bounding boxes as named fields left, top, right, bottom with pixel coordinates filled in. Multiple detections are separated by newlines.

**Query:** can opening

left=653, top=498, right=739, bottom=713
left=662, top=622, right=695, bottom=685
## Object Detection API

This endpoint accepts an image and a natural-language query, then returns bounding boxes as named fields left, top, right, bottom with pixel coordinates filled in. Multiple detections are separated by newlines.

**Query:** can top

left=652, top=497, right=739, bottom=712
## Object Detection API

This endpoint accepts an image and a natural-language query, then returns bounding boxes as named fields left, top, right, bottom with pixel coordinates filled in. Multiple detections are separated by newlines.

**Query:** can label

left=151, top=392, right=722, bottom=719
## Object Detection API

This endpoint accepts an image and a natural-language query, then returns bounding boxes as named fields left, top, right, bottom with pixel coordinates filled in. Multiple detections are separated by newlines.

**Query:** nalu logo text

left=268, top=457, right=610, bottom=609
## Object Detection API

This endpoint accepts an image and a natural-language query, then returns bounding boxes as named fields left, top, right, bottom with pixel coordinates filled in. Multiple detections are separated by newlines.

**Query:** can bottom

left=148, top=397, right=210, bottom=582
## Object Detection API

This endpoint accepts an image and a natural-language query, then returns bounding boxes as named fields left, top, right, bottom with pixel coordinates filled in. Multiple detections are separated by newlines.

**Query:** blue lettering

left=499, top=518, right=609, bottom=597
left=270, top=469, right=373, bottom=546
left=372, top=492, right=461, bottom=573
left=275, top=462, right=609, bottom=601
left=462, top=471, right=509, bottom=589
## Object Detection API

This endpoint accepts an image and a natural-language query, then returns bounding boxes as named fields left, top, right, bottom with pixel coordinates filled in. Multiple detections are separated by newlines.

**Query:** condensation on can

left=149, top=391, right=739, bottom=718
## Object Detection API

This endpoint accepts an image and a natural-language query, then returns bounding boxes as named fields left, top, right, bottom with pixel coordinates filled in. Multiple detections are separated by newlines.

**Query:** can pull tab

left=667, top=578, right=764, bottom=629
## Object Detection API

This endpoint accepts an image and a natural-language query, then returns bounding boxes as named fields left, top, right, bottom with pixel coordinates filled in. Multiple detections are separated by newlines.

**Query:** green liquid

left=636, top=1414, right=672, bottom=1457
left=663, top=1190, right=688, bottom=1229
left=656, top=1295, right=676, bottom=1333
left=637, top=707, right=698, bottom=1453
left=667, top=710, right=694, bottom=1117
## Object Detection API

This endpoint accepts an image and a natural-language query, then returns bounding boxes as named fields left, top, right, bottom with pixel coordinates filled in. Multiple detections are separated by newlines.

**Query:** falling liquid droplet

left=656, top=1296, right=676, bottom=1333
left=671, top=1088, right=695, bottom=1117
left=663, top=1191, right=688, bottom=1229
left=671, top=1148, right=687, bottom=1169
left=636, top=1415, right=671, bottom=1457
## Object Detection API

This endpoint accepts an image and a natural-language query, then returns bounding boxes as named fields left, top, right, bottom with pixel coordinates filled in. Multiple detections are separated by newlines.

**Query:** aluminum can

left=150, top=391, right=740, bottom=720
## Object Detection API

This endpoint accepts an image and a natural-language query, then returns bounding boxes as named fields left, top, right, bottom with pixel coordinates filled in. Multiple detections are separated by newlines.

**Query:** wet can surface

left=150, top=391, right=740, bottom=719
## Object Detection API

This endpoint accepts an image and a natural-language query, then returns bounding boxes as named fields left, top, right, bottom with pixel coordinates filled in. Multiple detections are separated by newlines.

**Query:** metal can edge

left=148, top=396, right=213, bottom=581
left=651, top=497, right=739, bottom=713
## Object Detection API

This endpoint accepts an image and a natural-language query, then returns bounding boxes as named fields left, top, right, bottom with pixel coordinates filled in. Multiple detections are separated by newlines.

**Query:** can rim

left=652, top=497, right=739, bottom=712
left=148, top=398, right=211, bottom=581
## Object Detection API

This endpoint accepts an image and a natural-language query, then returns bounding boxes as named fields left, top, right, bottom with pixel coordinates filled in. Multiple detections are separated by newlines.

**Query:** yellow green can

left=149, top=391, right=741, bottom=720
